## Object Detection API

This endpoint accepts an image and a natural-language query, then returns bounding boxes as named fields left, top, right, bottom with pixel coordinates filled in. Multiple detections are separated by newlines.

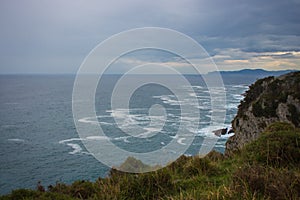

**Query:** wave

left=226, top=103, right=238, bottom=109
left=78, top=117, right=98, bottom=125
left=86, top=136, right=110, bottom=140
left=177, top=138, right=186, bottom=145
left=59, top=138, right=83, bottom=144
left=188, top=92, right=197, bottom=97
left=58, top=138, right=85, bottom=155
left=113, top=136, right=130, bottom=143
left=66, top=143, right=83, bottom=154
left=7, top=138, right=25, bottom=143
left=153, top=95, right=181, bottom=106
left=135, top=127, right=162, bottom=138
left=232, top=84, right=249, bottom=89
left=191, top=85, right=203, bottom=89
left=232, top=94, right=244, bottom=101
left=78, top=116, right=114, bottom=126
left=197, top=125, right=228, bottom=137
left=220, top=132, right=234, bottom=138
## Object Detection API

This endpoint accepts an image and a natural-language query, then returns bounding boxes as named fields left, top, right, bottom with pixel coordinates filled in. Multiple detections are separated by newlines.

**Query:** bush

left=69, top=180, right=96, bottom=199
left=7, top=189, right=38, bottom=200
left=120, top=170, right=174, bottom=200
left=242, top=122, right=300, bottom=167
left=183, top=156, right=219, bottom=177
left=232, top=164, right=300, bottom=200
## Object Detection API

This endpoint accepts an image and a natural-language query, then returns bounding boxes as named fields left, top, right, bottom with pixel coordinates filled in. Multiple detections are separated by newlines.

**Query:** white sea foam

left=226, top=103, right=238, bottom=109
left=59, top=138, right=94, bottom=154
left=7, top=138, right=25, bottom=143
left=177, top=138, right=186, bottom=145
left=188, top=92, right=197, bottom=97
left=59, top=138, right=83, bottom=144
left=86, top=136, right=110, bottom=140
left=214, top=144, right=225, bottom=148
left=220, top=132, right=235, bottom=138
left=78, top=117, right=98, bottom=125
left=110, top=109, right=129, bottom=119
left=66, top=143, right=83, bottom=154
left=232, top=94, right=244, bottom=101
left=153, top=95, right=181, bottom=106
left=232, top=84, right=248, bottom=89
left=197, top=125, right=234, bottom=139
left=191, top=85, right=203, bottom=89
left=78, top=116, right=114, bottom=126
left=196, top=95, right=211, bottom=99
left=170, top=134, right=179, bottom=139
left=205, top=114, right=212, bottom=119
left=113, top=136, right=130, bottom=143
left=135, top=127, right=161, bottom=138
left=197, top=126, right=225, bottom=137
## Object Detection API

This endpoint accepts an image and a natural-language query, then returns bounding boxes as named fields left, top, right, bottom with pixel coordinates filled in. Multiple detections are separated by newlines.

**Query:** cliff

left=225, top=71, right=300, bottom=155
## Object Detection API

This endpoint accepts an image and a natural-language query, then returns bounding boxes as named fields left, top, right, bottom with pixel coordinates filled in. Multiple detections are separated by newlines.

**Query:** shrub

left=232, top=164, right=300, bottom=200
left=288, top=104, right=300, bottom=127
left=183, top=157, right=219, bottom=177
left=120, top=170, right=174, bottom=200
left=69, top=180, right=96, bottom=199
left=242, top=122, right=300, bottom=167
left=7, top=189, right=38, bottom=200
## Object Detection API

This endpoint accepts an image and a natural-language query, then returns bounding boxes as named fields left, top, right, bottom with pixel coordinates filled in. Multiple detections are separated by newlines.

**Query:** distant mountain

left=218, top=69, right=296, bottom=76
left=205, top=69, right=298, bottom=85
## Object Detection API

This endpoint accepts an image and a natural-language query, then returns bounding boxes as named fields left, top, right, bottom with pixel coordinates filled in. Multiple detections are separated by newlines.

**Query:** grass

left=1, top=122, right=300, bottom=200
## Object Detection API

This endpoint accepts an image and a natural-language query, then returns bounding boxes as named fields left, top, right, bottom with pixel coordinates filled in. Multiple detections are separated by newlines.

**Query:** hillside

left=226, top=71, right=300, bottom=155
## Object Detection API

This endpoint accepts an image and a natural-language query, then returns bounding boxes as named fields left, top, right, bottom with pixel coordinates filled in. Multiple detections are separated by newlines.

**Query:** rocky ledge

left=225, top=71, right=300, bottom=155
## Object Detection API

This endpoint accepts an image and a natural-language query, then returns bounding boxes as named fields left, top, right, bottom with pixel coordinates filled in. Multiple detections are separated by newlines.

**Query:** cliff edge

left=225, top=71, right=300, bottom=155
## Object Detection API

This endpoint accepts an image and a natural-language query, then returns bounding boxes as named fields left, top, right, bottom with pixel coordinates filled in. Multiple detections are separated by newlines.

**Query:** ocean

left=0, top=74, right=248, bottom=194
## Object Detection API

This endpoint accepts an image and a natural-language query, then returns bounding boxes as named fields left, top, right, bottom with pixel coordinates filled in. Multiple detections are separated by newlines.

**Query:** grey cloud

left=0, top=0, right=299, bottom=73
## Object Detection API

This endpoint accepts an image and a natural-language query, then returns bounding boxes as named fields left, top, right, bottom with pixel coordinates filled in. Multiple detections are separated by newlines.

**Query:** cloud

left=224, top=60, right=250, bottom=64
left=212, top=48, right=300, bottom=72
left=0, top=0, right=299, bottom=73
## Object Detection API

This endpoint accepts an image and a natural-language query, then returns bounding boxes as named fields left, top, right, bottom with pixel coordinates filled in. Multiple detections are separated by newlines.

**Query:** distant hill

left=218, top=69, right=296, bottom=76
left=206, top=69, right=298, bottom=85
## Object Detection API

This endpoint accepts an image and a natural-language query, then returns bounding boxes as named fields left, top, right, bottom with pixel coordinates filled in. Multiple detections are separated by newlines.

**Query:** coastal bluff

left=226, top=71, right=300, bottom=155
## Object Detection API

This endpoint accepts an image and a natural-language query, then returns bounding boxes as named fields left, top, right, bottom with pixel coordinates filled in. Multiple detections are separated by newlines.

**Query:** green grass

left=1, top=122, right=300, bottom=200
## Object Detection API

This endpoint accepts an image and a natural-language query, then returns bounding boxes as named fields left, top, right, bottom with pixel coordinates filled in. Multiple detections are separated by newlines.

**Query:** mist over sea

left=0, top=74, right=249, bottom=194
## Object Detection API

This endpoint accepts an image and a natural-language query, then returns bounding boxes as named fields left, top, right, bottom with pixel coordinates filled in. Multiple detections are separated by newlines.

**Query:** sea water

left=0, top=75, right=248, bottom=194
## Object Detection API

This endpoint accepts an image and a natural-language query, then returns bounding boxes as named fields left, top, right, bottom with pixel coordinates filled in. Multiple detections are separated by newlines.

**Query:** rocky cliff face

left=225, top=71, right=300, bottom=155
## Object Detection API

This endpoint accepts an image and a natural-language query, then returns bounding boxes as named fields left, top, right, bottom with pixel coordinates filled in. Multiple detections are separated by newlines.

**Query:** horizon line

left=0, top=68, right=298, bottom=76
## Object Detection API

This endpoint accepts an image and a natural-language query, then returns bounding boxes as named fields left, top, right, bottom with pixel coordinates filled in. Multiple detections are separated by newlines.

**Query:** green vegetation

left=242, top=122, right=300, bottom=167
left=288, top=104, right=300, bottom=127
left=1, top=122, right=300, bottom=200
left=236, top=71, right=300, bottom=120
left=237, top=76, right=274, bottom=118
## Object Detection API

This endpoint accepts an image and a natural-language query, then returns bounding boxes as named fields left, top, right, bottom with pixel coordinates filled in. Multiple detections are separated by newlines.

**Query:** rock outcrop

left=225, top=71, right=300, bottom=155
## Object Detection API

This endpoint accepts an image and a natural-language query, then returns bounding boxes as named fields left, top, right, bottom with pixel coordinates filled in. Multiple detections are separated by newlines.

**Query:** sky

left=0, top=0, right=300, bottom=74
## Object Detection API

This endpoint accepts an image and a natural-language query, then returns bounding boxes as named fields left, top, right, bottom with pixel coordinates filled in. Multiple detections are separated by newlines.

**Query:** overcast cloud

left=0, top=0, right=299, bottom=74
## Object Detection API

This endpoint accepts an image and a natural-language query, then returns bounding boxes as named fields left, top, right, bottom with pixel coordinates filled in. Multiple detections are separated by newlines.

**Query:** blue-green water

left=0, top=75, right=248, bottom=194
